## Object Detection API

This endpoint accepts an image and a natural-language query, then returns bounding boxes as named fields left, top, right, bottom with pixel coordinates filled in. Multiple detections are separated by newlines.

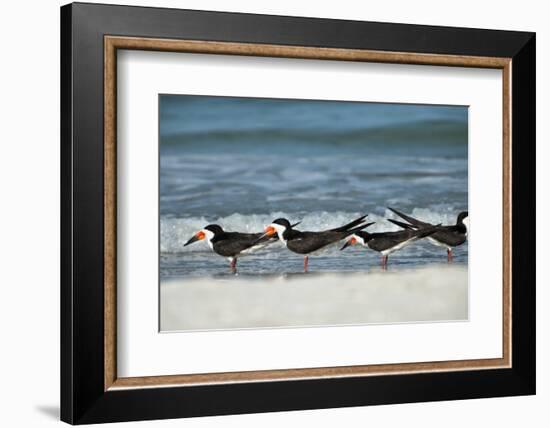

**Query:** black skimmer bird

left=341, top=223, right=439, bottom=269
left=258, top=215, right=369, bottom=272
left=387, top=207, right=468, bottom=262
left=184, top=223, right=293, bottom=272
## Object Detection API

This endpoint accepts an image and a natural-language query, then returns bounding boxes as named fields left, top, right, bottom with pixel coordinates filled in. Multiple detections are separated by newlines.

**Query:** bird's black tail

left=387, top=207, right=430, bottom=227
left=331, top=215, right=368, bottom=232
left=388, top=218, right=417, bottom=230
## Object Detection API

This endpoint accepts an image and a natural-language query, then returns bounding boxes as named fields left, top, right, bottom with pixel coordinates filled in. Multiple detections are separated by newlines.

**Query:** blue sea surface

left=159, top=95, right=468, bottom=277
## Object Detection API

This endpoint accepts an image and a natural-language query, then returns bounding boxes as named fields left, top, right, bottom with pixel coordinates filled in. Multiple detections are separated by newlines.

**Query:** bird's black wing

left=368, top=226, right=437, bottom=252
left=213, top=232, right=275, bottom=257
left=431, top=225, right=467, bottom=247
left=287, top=231, right=347, bottom=254
left=367, top=230, right=415, bottom=252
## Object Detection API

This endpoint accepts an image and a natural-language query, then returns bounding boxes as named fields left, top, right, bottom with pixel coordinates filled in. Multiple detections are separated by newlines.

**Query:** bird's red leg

left=447, top=249, right=453, bottom=263
left=381, top=255, right=388, bottom=270
left=230, top=258, right=237, bottom=273
left=304, top=256, right=309, bottom=273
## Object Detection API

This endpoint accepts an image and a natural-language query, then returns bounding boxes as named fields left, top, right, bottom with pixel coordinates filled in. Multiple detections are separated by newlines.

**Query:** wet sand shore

left=161, top=265, right=468, bottom=332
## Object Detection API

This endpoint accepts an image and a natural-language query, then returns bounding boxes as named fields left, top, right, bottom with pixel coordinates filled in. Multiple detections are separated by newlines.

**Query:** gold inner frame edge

left=104, top=36, right=512, bottom=391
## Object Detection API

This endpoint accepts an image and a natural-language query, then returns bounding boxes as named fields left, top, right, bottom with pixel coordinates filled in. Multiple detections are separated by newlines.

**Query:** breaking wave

left=160, top=208, right=462, bottom=253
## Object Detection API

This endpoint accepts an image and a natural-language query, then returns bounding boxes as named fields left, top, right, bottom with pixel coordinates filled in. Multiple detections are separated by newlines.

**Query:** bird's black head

left=272, top=218, right=292, bottom=229
left=204, top=224, right=224, bottom=235
left=260, top=218, right=299, bottom=242
left=457, top=211, right=469, bottom=224
left=184, top=224, right=223, bottom=247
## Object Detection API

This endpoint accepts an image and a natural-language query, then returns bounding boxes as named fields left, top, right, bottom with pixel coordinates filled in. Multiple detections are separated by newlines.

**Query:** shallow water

left=159, top=95, right=468, bottom=278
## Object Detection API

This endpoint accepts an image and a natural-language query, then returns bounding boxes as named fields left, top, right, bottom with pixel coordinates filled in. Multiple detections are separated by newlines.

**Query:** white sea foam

left=160, top=209, right=463, bottom=253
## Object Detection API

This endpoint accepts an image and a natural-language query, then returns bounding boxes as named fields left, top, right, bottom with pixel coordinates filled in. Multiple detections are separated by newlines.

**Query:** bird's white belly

left=239, top=240, right=274, bottom=255
left=427, top=237, right=451, bottom=250
left=380, top=238, right=416, bottom=256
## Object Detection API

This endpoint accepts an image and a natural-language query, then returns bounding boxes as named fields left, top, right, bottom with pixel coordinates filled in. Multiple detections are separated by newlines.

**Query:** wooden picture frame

left=61, top=2, right=535, bottom=424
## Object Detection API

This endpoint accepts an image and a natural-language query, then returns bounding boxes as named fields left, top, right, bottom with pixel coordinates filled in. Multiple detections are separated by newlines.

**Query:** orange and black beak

left=340, top=236, right=357, bottom=251
left=263, top=225, right=276, bottom=237
left=252, top=224, right=280, bottom=245
left=184, top=230, right=205, bottom=246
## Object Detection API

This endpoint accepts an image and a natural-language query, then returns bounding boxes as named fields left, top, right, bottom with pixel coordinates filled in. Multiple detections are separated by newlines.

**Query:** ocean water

left=160, top=95, right=468, bottom=278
